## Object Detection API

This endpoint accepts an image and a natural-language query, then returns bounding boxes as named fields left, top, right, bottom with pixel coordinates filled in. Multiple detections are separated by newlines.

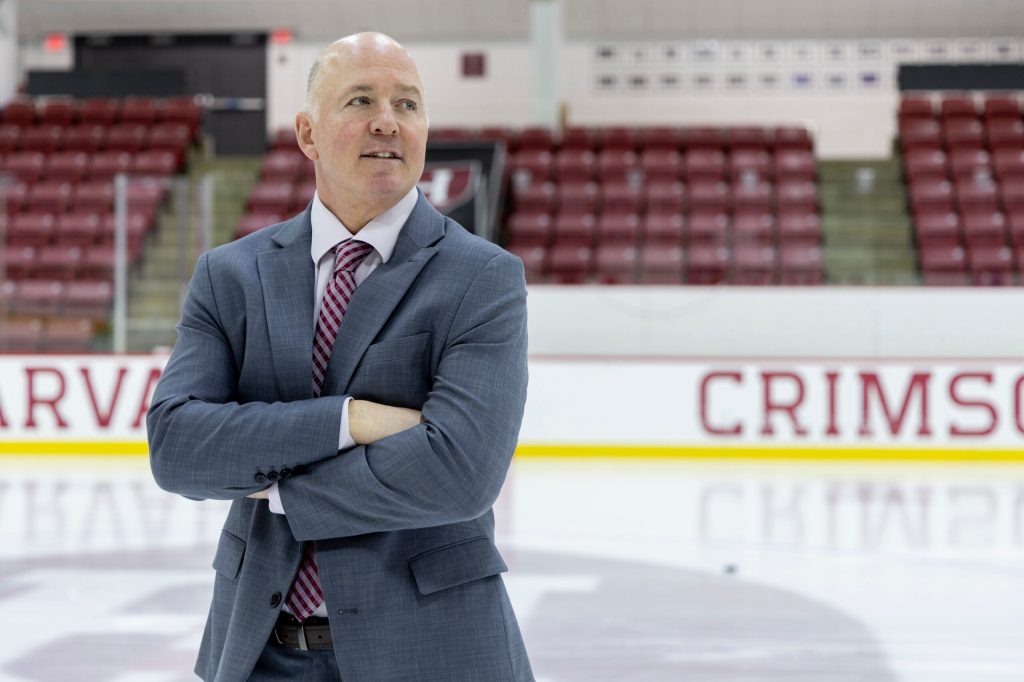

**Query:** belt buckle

left=296, top=623, right=309, bottom=651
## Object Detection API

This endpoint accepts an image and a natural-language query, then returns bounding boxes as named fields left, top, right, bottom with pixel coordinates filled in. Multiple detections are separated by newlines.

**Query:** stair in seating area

left=124, top=154, right=262, bottom=351
left=819, top=159, right=918, bottom=285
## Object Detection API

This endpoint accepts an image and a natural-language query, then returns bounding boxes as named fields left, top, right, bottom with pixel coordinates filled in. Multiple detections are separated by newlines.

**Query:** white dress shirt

left=266, top=187, right=419, bottom=518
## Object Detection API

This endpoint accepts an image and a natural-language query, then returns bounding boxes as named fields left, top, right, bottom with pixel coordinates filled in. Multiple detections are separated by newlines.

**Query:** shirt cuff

left=339, top=396, right=356, bottom=450
left=267, top=482, right=285, bottom=515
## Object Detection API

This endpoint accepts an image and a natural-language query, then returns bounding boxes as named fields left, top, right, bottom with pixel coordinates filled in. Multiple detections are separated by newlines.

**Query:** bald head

left=305, top=32, right=425, bottom=122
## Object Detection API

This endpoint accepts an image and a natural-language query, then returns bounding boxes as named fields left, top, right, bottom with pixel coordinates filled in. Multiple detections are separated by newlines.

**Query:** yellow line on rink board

left=3, top=441, right=1024, bottom=462
left=514, top=444, right=1024, bottom=462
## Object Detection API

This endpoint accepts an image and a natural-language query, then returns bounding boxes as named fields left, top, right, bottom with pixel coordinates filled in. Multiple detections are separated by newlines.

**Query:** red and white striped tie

left=286, top=238, right=373, bottom=621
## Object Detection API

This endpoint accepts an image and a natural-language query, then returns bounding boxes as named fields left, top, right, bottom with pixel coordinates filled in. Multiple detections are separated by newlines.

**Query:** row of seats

left=6, top=212, right=153, bottom=255
left=1, top=97, right=202, bottom=134
left=4, top=178, right=169, bottom=217
left=0, top=123, right=193, bottom=160
left=427, top=125, right=815, bottom=153
left=0, top=316, right=99, bottom=353
left=2, top=151, right=180, bottom=185
left=3, top=279, right=113, bottom=319
left=509, top=243, right=823, bottom=285
left=920, top=244, right=1024, bottom=285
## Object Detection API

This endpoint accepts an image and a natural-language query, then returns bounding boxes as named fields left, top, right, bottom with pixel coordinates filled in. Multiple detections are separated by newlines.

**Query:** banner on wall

left=2, top=355, right=1024, bottom=458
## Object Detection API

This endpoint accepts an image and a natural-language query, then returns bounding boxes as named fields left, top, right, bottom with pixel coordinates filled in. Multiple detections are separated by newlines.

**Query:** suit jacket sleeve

left=278, top=250, right=528, bottom=539
left=146, top=251, right=346, bottom=500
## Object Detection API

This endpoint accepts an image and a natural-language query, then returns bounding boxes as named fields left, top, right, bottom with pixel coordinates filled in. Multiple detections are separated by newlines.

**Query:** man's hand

left=349, top=399, right=422, bottom=445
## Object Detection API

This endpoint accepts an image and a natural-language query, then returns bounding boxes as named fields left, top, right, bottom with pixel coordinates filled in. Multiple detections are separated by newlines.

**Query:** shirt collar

left=310, top=187, right=419, bottom=266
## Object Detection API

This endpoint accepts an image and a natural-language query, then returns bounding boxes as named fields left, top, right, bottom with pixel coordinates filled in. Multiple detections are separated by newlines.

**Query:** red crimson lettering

left=1015, top=375, right=1024, bottom=436
left=760, top=371, right=808, bottom=436
left=700, top=371, right=742, bottom=435
left=25, top=367, right=69, bottom=429
left=824, top=371, right=840, bottom=437
left=858, top=371, right=932, bottom=437
left=132, top=367, right=163, bottom=429
left=949, top=372, right=997, bottom=437
left=80, top=366, right=128, bottom=428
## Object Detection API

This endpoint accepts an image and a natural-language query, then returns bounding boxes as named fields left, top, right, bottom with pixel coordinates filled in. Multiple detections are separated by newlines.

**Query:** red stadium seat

left=899, top=119, right=942, bottom=150
left=120, top=97, right=161, bottom=125
left=508, top=149, right=553, bottom=183
left=41, top=318, right=94, bottom=352
left=962, top=210, right=1007, bottom=247
left=63, top=124, right=106, bottom=153
left=909, top=178, right=954, bottom=213
left=89, top=151, right=134, bottom=180
left=968, top=245, right=1014, bottom=285
left=601, top=181, right=645, bottom=213
left=639, top=149, right=683, bottom=181
left=47, top=151, right=90, bottom=182
left=0, top=123, right=20, bottom=153
left=270, top=128, right=299, bottom=151
left=560, top=127, right=602, bottom=151
left=914, top=210, right=962, bottom=248
left=8, top=213, right=56, bottom=247
left=898, top=96, right=935, bottom=123
left=688, top=211, right=730, bottom=247
left=982, top=96, right=1021, bottom=121
left=730, top=150, right=772, bottom=181
left=27, top=181, right=73, bottom=213
left=774, top=150, right=816, bottom=180
left=777, top=211, right=822, bottom=244
left=247, top=180, right=295, bottom=214
left=554, top=149, right=596, bottom=181
left=1, top=99, right=36, bottom=126
left=72, top=180, right=115, bottom=212
left=773, top=127, right=813, bottom=151
left=2, top=181, right=29, bottom=214
left=777, top=180, right=819, bottom=212
left=35, top=245, right=83, bottom=280
left=161, top=97, right=203, bottom=135
left=1009, top=210, right=1024, bottom=247
left=601, top=127, right=638, bottom=151
left=63, top=280, right=113, bottom=320
left=904, top=149, right=948, bottom=179
left=681, top=127, right=723, bottom=150
left=3, top=246, right=37, bottom=279
left=645, top=180, right=686, bottom=212
left=688, top=180, right=730, bottom=212
left=104, top=124, right=148, bottom=153
left=686, top=245, right=729, bottom=284
left=427, top=127, right=478, bottom=144
left=56, top=212, right=102, bottom=247
left=985, top=119, right=1024, bottom=150
left=920, top=245, right=968, bottom=285
left=732, top=180, right=773, bottom=212
left=994, top=148, right=1024, bottom=179
left=597, top=212, right=641, bottom=245
left=955, top=178, right=998, bottom=212
left=546, top=243, right=592, bottom=284
left=132, top=150, right=178, bottom=176
left=505, top=212, right=552, bottom=247
left=513, top=181, right=557, bottom=213
left=727, top=127, right=771, bottom=151
left=7, top=279, right=65, bottom=316
left=292, top=180, right=316, bottom=210
left=78, top=98, right=119, bottom=125
left=733, top=211, right=775, bottom=245
left=147, top=123, right=191, bottom=162
left=638, top=127, right=681, bottom=151
left=518, top=127, right=554, bottom=151
left=779, top=244, right=824, bottom=285
left=1001, top=178, right=1024, bottom=212
left=683, top=150, right=727, bottom=181
left=642, top=212, right=685, bottom=245
left=552, top=212, right=596, bottom=247
left=2, top=151, right=47, bottom=181
left=260, top=151, right=304, bottom=181
left=949, top=149, right=992, bottom=180
left=596, top=149, right=639, bottom=181
left=478, top=127, right=521, bottom=151
left=639, top=244, right=684, bottom=284
left=21, top=125, right=64, bottom=154
left=733, top=245, right=777, bottom=285
left=939, top=95, right=978, bottom=121
left=943, top=119, right=984, bottom=150
left=558, top=181, right=600, bottom=213
left=0, top=316, right=44, bottom=352
left=593, top=244, right=639, bottom=284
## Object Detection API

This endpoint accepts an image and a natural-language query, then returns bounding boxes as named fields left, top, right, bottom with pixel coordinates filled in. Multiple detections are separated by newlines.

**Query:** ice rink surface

left=1, top=454, right=1021, bottom=681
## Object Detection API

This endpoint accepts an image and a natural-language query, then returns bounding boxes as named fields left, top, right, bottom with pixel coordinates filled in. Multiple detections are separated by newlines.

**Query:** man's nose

left=371, top=105, right=399, bottom=136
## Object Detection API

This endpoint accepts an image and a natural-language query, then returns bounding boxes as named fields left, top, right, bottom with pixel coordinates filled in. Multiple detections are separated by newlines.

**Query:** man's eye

left=349, top=96, right=371, bottom=106
left=400, top=101, right=418, bottom=111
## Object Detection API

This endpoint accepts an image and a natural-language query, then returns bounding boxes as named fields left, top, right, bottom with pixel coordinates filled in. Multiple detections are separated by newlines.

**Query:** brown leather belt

left=270, top=612, right=333, bottom=651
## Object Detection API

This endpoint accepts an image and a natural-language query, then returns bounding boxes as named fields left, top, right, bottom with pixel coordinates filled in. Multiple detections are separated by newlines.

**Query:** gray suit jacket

left=147, top=192, right=533, bottom=681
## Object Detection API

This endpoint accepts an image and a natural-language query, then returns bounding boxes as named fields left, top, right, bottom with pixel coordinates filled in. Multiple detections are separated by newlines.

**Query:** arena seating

left=0, top=96, right=202, bottom=350
left=244, top=125, right=823, bottom=285
left=900, top=93, right=1024, bottom=285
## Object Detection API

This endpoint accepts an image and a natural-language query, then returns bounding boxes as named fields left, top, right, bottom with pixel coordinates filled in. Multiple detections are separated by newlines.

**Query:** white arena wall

left=2, top=287, right=1023, bottom=459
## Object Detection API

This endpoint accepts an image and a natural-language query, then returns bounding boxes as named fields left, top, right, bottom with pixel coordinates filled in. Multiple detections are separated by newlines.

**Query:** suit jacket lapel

left=320, top=192, right=445, bottom=397
left=257, top=210, right=316, bottom=401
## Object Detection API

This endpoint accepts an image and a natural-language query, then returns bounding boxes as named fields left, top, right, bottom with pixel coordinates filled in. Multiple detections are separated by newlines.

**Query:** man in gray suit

left=147, top=32, right=533, bottom=681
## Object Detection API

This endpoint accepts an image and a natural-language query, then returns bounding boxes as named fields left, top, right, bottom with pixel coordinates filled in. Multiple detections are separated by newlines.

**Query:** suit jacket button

left=270, top=592, right=282, bottom=607
left=266, top=470, right=280, bottom=482
left=255, top=472, right=267, bottom=484
left=280, top=468, right=293, bottom=479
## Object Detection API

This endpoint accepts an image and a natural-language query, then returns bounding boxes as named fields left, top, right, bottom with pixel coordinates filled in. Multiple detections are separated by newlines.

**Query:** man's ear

left=295, top=112, right=319, bottom=161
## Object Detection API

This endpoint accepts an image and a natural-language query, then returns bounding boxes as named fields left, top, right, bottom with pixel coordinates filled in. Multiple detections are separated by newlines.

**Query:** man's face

left=299, top=43, right=428, bottom=223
